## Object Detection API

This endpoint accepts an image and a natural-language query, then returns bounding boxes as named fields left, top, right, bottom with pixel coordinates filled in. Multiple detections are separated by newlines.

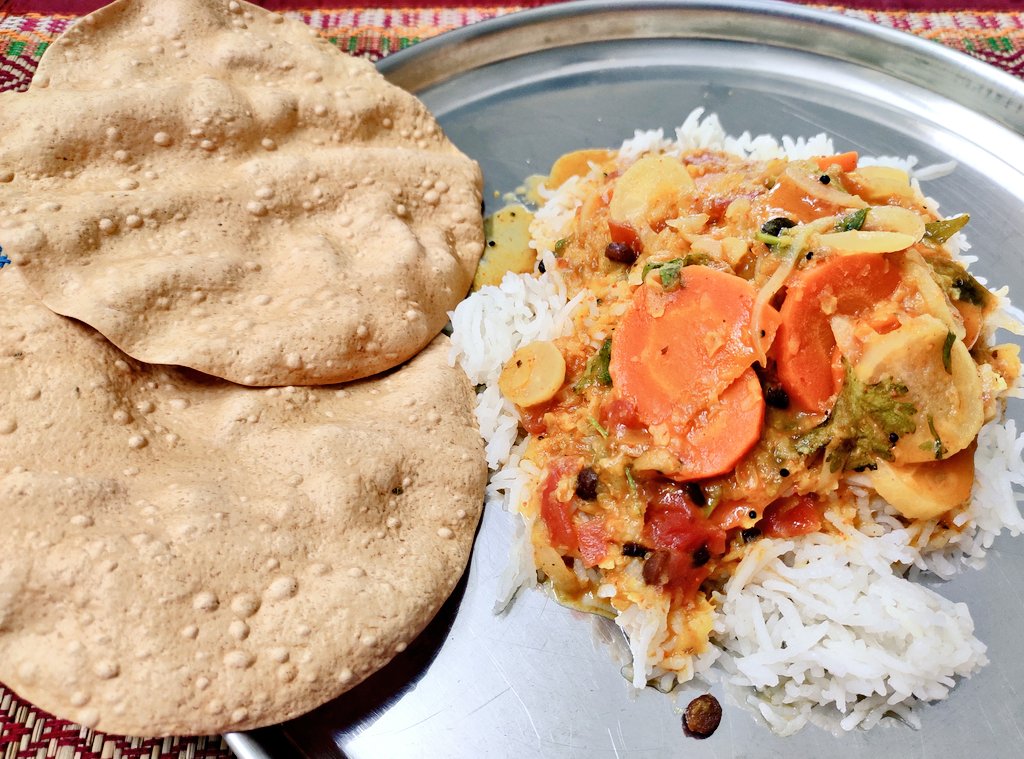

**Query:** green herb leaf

left=641, top=254, right=712, bottom=287
left=919, top=415, right=947, bottom=460
left=640, top=258, right=685, bottom=289
left=682, top=252, right=714, bottom=268
left=942, top=331, right=955, bottom=374
left=587, top=415, right=609, bottom=439
left=573, top=337, right=613, bottom=392
left=553, top=236, right=571, bottom=256
left=625, top=465, right=637, bottom=495
left=837, top=208, right=868, bottom=232
left=924, top=214, right=969, bottom=244
left=926, top=257, right=991, bottom=308
left=795, top=360, right=918, bottom=472
left=658, top=259, right=684, bottom=288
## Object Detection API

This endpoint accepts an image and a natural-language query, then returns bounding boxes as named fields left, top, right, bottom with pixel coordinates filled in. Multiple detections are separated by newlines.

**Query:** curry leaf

left=919, top=415, right=947, bottom=460
left=942, top=331, right=955, bottom=374
left=926, top=257, right=991, bottom=308
left=924, top=214, right=969, bottom=244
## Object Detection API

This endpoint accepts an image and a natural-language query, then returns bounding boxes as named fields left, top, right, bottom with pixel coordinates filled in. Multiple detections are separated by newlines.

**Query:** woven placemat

left=1, top=1, right=1022, bottom=758
left=1, top=2, right=1024, bottom=89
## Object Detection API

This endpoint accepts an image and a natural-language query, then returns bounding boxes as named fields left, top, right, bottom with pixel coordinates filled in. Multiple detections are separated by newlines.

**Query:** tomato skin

left=539, top=459, right=579, bottom=552
left=577, top=518, right=610, bottom=568
left=758, top=494, right=823, bottom=538
left=599, top=396, right=644, bottom=436
left=710, top=501, right=757, bottom=531
left=520, top=403, right=551, bottom=435
left=608, top=219, right=642, bottom=251
left=642, top=486, right=727, bottom=599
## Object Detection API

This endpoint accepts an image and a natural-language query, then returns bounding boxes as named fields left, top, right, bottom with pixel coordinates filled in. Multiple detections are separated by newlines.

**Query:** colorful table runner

left=1, top=1, right=1022, bottom=757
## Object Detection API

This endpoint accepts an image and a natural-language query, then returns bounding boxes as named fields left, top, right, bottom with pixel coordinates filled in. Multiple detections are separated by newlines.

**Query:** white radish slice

left=847, top=165, right=915, bottom=203
left=901, top=251, right=966, bottom=340
left=784, top=161, right=867, bottom=208
left=855, top=315, right=982, bottom=463
left=609, top=154, right=695, bottom=228
left=862, top=205, right=926, bottom=242
left=498, top=340, right=567, bottom=407
left=816, top=230, right=916, bottom=254
left=870, top=444, right=975, bottom=520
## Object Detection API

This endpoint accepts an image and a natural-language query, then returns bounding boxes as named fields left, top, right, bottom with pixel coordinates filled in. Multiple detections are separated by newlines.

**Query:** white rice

left=448, top=108, right=1024, bottom=733
left=449, top=251, right=584, bottom=470
left=710, top=513, right=987, bottom=735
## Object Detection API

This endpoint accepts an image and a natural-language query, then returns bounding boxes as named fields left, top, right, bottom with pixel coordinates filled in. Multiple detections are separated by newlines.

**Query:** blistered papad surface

left=0, top=0, right=483, bottom=385
left=0, top=269, right=486, bottom=736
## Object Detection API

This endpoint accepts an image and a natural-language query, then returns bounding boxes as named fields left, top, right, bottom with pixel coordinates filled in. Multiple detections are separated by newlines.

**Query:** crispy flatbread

left=0, top=0, right=483, bottom=385
left=0, top=269, right=486, bottom=736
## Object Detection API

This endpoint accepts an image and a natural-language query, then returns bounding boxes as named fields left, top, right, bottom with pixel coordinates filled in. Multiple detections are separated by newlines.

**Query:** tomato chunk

left=608, top=219, right=643, bottom=251
left=814, top=151, right=859, bottom=173
left=758, top=494, right=823, bottom=539
left=642, top=485, right=727, bottom=599
left=577, top=518, right=611, bottom=568
left=539, top=459, right=579, bottom=552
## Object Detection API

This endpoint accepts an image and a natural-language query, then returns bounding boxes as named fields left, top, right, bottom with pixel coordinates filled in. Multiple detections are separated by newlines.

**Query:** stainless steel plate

left=228, top=2, right=1024, bottom=756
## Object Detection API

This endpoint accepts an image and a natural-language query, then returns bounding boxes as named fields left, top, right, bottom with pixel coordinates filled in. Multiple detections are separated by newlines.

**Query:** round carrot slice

left=610, top=266, right=778, bottom=428
left=610, top=266, right=777, bottom=479
left=775, top=253, right=902, bottom=413
left=668, top=368, right=766, bottom=480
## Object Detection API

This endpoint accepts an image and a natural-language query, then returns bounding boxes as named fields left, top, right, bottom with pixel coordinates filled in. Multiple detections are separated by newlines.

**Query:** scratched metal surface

left=227, top=2, right=1024, bottom=757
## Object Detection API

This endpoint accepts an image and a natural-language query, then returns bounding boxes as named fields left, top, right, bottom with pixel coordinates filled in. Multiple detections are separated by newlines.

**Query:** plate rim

left=377, top=0, right=1024, bottom=135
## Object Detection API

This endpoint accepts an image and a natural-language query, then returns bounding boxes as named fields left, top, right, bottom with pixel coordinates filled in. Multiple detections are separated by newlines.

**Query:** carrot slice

left=667, top=368, right=766, bottom=480
left=610, top=267, right=777, bottom=479
left=776, top=253, right=902, bottom=412
left=611, top=266, right=778, bottom=428
left=813, top=151, right=858, bottom=173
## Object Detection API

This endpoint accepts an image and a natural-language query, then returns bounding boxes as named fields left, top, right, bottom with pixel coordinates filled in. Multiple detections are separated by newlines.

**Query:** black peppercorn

left=622, top=542, right=650, bottom=558
left=685, top=482, right=707, bottom=507
left=764, top=384, right=790, bottom=410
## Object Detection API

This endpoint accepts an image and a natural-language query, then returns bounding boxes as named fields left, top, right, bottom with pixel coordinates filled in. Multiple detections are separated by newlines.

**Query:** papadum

left=0, top=269, right=486, bottom=736
left=0, top=0, right=483, bottom=386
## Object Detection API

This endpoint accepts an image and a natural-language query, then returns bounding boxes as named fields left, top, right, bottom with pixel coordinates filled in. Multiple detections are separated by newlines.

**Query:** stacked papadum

left=0, top=0, right=486, bottom=737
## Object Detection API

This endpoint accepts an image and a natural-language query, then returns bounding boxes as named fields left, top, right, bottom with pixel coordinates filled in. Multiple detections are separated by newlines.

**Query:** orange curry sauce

left=504, top=146, right=1016, bottom=663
